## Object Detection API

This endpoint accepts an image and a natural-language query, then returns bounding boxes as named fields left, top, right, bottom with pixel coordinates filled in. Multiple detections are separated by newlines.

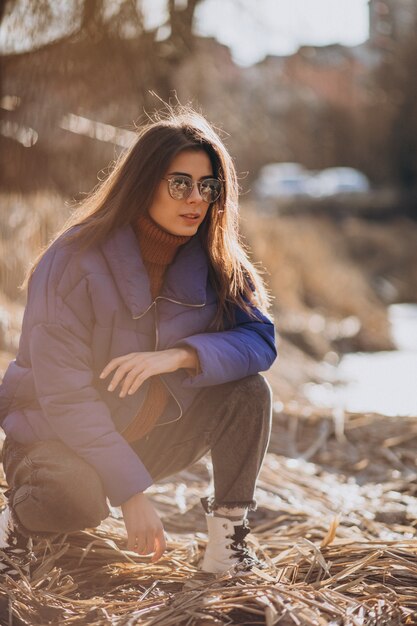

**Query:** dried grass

left=2, top=410, right=417, bottom=625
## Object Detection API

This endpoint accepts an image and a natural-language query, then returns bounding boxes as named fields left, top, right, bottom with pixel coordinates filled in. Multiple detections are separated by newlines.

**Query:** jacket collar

left=100, top=224, right=208, bottom=318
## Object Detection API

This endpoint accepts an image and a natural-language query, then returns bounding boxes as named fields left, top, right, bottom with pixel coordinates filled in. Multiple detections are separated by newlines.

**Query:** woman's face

left=148, top=149, right=214, bottom=236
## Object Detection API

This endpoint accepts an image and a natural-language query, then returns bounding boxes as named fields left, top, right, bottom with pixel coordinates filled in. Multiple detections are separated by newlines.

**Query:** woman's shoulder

left=31, top=226, right=103, bottom=292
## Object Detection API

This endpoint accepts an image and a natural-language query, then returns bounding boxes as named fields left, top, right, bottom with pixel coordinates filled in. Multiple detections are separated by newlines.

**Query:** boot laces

left=228, top=521, right=255, bottom=565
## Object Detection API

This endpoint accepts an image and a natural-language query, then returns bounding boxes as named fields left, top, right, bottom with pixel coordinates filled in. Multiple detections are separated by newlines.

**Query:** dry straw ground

left=2, top=407, right=417, bottom=625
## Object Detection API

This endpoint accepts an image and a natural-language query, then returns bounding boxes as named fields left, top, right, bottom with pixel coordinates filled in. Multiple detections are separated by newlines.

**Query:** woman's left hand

left=100, top=348, right=198, bottom=398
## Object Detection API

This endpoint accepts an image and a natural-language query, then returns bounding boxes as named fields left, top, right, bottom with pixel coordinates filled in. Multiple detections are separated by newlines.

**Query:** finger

left=126, top=359, right=160, bottom=395
left=107, top=363, right=134, bottom=392
left=120, top=369, right=144, bottom=398
left=100, top=353, right=137, bottom=379
left=151, top=537, right=166, bottom=562
left=146, top=532, right=159, bottom=556
left=151, top=529, right=167, bottom=562
left=132, top=528, right=152, bottom=555
left=126, top=532, right=137, bottom=552
left=136, top=535, right=152, bottom=556
left=100, top=356, right=128, bottom=379
left=127, top=373, right=147, bottom=396
left=135, top=544, right=147, bottom=555
left=100, top=363, right=116, bottom=380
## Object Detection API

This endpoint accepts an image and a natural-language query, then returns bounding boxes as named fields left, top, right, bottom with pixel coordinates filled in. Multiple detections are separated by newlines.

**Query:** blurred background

left=1, top=0, right=416, bottom=419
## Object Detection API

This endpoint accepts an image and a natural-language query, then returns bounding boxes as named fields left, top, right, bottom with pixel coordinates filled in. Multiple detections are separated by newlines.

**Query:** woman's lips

left=180, top=214, right=200, bottom=220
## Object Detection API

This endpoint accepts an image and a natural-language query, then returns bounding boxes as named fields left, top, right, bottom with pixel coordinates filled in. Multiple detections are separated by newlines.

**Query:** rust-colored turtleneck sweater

left=122, top=212, right=191, bottom=443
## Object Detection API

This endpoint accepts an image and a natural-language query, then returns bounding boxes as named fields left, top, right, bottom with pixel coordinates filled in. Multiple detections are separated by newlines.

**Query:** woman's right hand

left=121, top=492, right=166, bottom=562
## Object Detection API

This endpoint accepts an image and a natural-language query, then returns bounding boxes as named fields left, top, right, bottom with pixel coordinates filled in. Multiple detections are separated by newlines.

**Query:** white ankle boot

left=201, top=514, right=261, bottom=574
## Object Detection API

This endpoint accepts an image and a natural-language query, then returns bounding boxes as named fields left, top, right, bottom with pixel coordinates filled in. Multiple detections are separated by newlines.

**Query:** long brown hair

left=26, top=105, right=273, bottom=329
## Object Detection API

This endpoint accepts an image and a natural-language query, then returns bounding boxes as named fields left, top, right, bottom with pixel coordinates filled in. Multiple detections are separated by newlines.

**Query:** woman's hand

left=121, top=493, right=166, bottom=562
left=100, top=347, right=199, bottom=397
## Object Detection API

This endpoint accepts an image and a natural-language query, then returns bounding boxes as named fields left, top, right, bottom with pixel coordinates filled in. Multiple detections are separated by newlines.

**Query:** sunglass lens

left=200, top=179, right=222, bottom=203
left=168, top=176, right=193, bottom=200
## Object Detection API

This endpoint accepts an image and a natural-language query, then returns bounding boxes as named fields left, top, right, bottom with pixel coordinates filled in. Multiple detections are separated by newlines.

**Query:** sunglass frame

left=163, top=175, right=222, bottom=203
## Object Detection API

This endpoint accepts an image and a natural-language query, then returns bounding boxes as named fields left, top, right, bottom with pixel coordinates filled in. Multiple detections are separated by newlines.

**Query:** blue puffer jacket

left=0, top=224, right=277, bottom=506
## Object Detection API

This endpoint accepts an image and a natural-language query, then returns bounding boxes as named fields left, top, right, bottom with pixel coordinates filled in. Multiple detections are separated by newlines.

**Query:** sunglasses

left=163, top=175, right=222, bottom=203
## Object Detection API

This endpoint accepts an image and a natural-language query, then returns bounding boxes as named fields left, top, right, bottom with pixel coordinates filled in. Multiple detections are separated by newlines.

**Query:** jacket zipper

left=133, top=297, right=206, bottom=434
left=155, top=295, right=206, bottom=308
left=132, top=300, right=156, bottom=321
left=153, top=301, right=184, bottom=429
left=132, top=296, right=205, bottom=320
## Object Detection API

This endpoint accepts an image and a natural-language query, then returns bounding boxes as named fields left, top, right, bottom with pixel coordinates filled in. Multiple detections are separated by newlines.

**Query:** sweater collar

left=100, top=223, right=209, bottom=318
left=134, top=212, right=191, bottom=267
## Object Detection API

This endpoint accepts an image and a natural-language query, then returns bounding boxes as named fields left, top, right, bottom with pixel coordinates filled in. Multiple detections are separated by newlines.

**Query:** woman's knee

left=13, top=472, right=108, bottom=535
left=233, top=374, right=272, bottom=411
left=224, top=374, right=273, bottom=438
left=244, top=374, right=272, bottom=430
left=13, top=484, right=108, bottom=535
left=10, top=440, right=109, bottom=534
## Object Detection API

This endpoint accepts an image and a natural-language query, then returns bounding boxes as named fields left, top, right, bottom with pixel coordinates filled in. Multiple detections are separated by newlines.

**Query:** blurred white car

left=307, top=167, right=370, bottom=197
left=253, top=162, right=312, bottom=199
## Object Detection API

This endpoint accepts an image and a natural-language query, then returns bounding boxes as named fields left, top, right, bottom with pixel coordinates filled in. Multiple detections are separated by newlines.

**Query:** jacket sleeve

left=174, top=301, right=277, bottom=388
left=25, top=251, right=153, bottom=507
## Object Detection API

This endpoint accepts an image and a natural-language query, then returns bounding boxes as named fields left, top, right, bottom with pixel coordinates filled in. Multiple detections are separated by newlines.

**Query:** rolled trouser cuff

left=200, top=495, right=257, bottom=514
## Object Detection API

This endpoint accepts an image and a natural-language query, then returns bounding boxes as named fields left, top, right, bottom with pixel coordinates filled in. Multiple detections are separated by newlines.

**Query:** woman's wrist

left=121, top=491, right=145, bottom=507
left=172, top=346, right=200, bottom=374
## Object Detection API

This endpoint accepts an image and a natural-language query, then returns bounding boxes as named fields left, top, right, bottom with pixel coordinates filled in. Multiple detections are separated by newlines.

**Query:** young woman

left=0, top=106, right=277, bottom=577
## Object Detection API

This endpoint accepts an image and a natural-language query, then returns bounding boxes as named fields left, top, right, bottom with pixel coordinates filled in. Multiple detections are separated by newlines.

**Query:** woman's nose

left=187, top=183, right=203, bottom=203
